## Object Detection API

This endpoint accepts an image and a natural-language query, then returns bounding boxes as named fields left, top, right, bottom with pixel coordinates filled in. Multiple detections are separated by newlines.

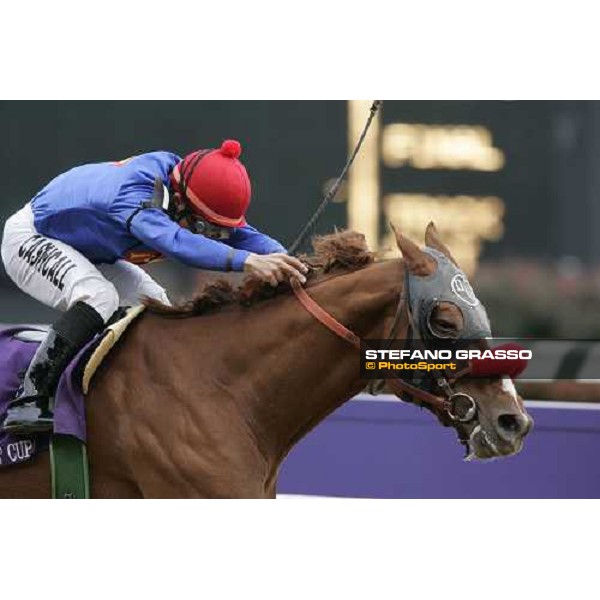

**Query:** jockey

left=0, top=139, right=307, bottom=434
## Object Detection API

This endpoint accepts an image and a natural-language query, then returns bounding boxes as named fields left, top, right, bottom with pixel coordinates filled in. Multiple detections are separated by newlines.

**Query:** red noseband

left=469, top=342, right=529, bottom=378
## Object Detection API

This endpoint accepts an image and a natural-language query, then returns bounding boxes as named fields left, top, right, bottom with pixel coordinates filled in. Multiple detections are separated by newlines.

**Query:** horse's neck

left=137, top=260, right=404, bottom=489
left=243, top=260, right=404, bottom=468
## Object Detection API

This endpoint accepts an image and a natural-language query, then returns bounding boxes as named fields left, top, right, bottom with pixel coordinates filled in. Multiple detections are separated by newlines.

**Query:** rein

left=291, top=277, right=476, bottom=425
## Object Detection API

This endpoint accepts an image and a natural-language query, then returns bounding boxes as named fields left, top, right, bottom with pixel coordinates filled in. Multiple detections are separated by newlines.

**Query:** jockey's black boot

left=1, top=302, right=104, bottom=435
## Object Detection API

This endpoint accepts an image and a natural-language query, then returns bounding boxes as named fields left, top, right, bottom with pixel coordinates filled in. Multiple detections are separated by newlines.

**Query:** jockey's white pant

left=1, top=204, right=170, bottom=323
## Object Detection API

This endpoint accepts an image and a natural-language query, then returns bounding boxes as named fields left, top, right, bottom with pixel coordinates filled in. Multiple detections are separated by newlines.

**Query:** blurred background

left=2, top=100, right=600, bottom=337
left=2, top=101, right=599, bottom=497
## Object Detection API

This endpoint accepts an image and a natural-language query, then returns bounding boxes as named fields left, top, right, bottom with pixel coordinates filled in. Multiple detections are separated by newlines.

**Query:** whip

left=288, top=100, right=382, bottom=255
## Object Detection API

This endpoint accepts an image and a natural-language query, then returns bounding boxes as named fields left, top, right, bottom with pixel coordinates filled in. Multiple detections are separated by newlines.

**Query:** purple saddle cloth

left=0, top=326, right=99, bottom=469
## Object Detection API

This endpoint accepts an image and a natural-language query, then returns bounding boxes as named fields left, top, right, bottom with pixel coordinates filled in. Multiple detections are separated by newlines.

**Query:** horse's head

left=393, top=222, right=533, bottom=460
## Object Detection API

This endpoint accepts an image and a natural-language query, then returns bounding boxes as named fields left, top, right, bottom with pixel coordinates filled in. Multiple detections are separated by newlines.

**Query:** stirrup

left=1, top=399, right=54, bottom=434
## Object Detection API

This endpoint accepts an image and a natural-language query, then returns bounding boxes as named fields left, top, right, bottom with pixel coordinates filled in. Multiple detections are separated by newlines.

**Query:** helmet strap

left=167, top=192, right=194, bottom=225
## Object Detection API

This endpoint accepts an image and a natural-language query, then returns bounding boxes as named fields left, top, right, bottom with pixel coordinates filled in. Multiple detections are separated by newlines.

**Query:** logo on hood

left=450, top=273, right=479, bottom=307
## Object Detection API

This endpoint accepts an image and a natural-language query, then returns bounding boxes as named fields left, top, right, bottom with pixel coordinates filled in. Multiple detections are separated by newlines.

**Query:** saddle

left=81, top=305, right=145, bottom=393
left=0, top=306, right=145, bottom=494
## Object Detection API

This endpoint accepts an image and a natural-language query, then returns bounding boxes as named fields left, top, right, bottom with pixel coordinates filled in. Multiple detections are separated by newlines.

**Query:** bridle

left=291, top=267, right=478, bottom=428
left=285, top=100, right=481, bottom=429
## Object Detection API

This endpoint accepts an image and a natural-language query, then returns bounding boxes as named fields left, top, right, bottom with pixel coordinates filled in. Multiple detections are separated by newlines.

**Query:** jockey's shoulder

left=110, top=151, right=181, bottom=193
left=111, top=150, right=181, bottom=172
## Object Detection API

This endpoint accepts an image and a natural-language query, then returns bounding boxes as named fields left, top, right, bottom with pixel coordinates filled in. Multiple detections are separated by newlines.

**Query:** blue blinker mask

left=406, top=247, right=492, bottom=342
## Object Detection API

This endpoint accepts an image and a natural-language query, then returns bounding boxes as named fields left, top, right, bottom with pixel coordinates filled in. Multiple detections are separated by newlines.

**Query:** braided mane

left=145, top=230, right=375, bottom=317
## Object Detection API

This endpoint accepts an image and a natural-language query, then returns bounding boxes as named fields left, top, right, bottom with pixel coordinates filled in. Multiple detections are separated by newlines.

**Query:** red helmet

left=171, top=139, right=251, bottom=227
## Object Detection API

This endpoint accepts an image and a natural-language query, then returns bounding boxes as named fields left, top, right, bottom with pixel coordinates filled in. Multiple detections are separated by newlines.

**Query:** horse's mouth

left=463, top=423, right=523, bottom=461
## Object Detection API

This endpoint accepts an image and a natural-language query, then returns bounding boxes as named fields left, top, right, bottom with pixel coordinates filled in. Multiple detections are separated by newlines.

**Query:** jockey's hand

left=244, top=253, right=308, bottom=287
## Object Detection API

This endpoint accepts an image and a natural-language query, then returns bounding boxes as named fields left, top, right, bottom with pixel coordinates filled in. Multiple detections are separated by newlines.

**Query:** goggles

left=187, top=214, right=231, bottom=240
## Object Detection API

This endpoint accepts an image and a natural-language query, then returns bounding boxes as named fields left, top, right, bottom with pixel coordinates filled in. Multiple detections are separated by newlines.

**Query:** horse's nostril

left=498, top=414, right=523, bottom=436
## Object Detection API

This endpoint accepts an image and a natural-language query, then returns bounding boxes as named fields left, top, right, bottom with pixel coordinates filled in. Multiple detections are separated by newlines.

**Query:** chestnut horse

left=0, top=224, right=532, bottom=498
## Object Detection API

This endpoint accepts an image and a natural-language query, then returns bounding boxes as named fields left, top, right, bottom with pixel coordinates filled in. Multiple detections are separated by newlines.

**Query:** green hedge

left=475, top=260, right=600, bottom=338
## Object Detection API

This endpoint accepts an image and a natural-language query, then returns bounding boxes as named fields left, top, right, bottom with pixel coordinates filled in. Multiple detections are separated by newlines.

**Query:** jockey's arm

left=127, top=208, right=250, bottom=271
left=225, top=224, right=287, bottom=254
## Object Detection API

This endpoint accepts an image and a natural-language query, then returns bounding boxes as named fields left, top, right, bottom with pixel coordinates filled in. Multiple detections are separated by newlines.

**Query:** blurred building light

left=345, top=106, right=506, bottom=274
left=382, top=124, right=505, bottom=171
left=382, top=194, right=505, bottom=275
left=347, top=100, right=380, bottom=249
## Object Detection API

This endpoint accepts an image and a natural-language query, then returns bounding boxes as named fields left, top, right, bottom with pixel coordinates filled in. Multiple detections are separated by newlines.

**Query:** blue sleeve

left=128, top=209, right=250, bottom=271
left=226, top=224, right=287, bottom=254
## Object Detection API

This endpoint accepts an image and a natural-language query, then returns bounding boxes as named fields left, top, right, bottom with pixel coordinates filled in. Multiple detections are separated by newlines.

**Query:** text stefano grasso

left=364, top=348, right=533, bottom=361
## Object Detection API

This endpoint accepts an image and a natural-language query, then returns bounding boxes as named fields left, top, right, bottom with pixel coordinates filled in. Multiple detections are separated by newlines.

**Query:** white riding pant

left=1, top=204, right=170, bottom=323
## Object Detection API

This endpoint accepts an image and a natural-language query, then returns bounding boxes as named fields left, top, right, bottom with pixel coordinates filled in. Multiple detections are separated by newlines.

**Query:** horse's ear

left=424, top=221, right=459, bottom=267
left=390, top=223, right=436, bottom=276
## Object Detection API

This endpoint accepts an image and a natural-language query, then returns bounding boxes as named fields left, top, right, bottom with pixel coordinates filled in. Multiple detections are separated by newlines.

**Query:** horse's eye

left=430, top=318, right=459, bottom=338
left=428, top=303, right=464, bottom=339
